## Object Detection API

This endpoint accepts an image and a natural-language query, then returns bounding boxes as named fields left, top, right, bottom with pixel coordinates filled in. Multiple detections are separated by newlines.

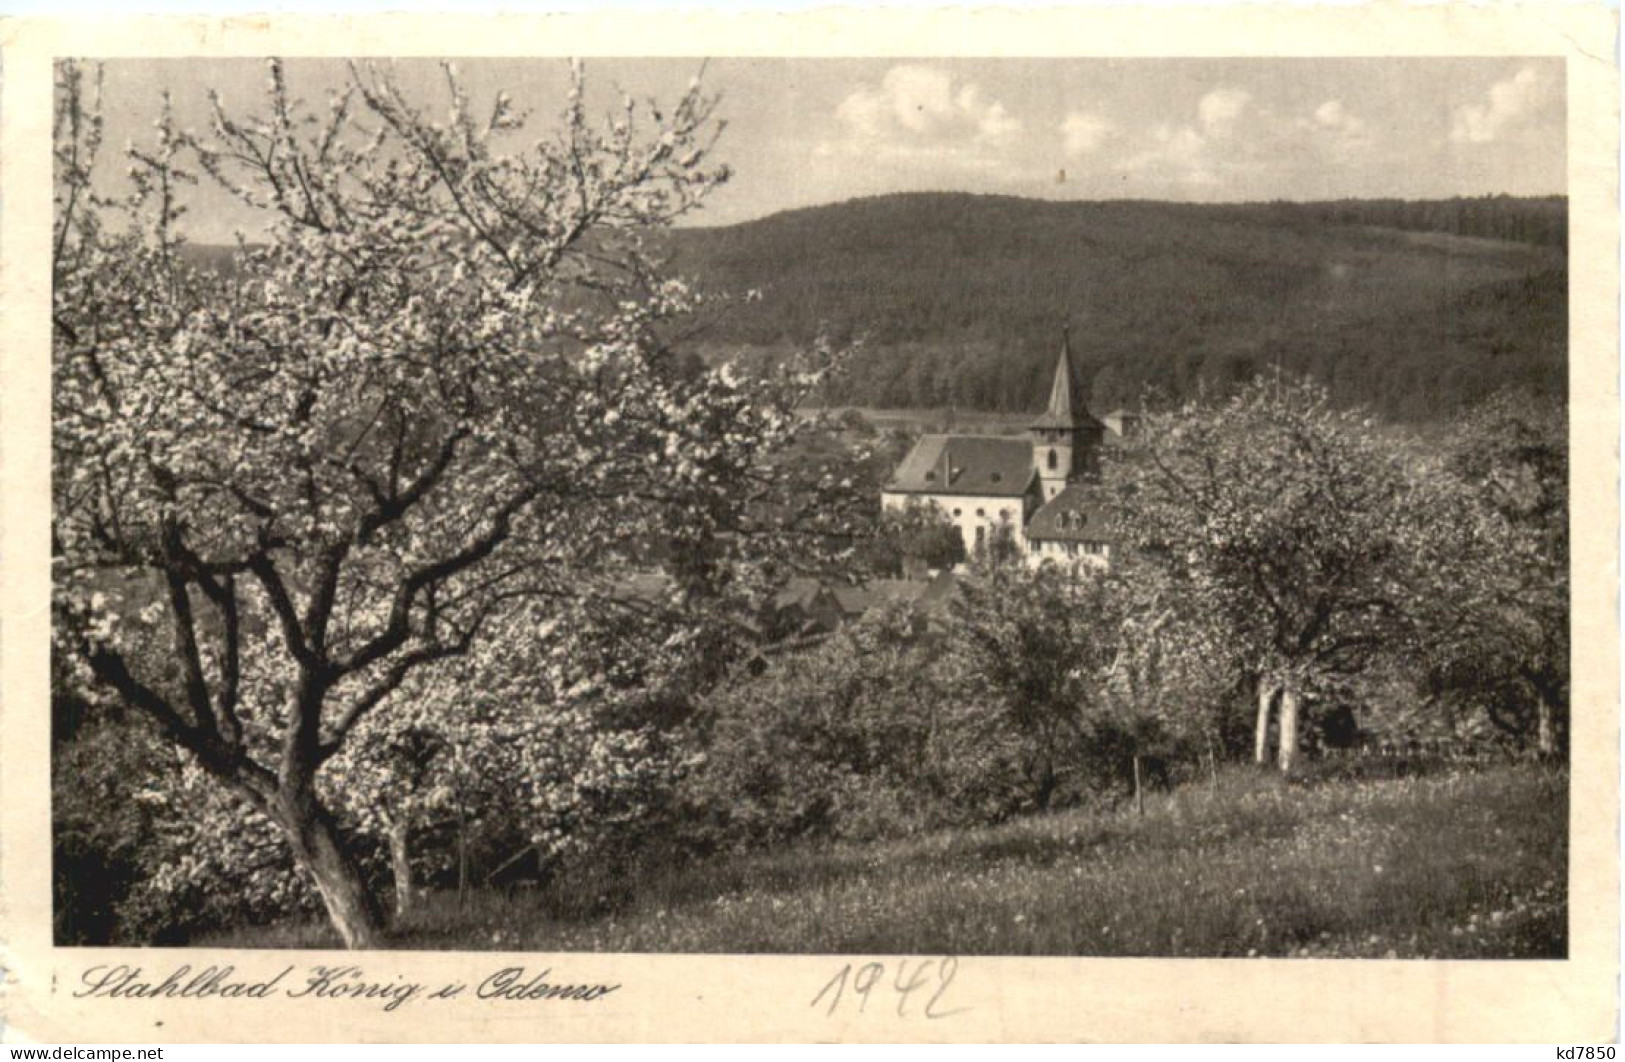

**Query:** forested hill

left=661, top=193, right=1566, bottom=422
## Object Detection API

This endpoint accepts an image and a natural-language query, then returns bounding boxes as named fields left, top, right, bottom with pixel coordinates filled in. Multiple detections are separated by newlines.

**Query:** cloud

left=1450, top=67, right=1553, bottom=145
left=1060, top=112, right=1115, bottom=157
left=1124, top=88, right=1378, bottom=193
left=1197, top=88, right=1252, bottom=133
left=1303, top=98, right=1372, bottom=160
left=831, top=65, right=1021, bottom=151
left=1123, top=87, right=1258, bottom=189
left=1313, top=100, right=1353, bottom=130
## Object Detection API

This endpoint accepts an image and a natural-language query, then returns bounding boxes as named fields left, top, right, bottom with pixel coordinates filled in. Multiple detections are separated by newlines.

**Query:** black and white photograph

left=6, top=6, right=1615, bottom=1041
left=45, top=50, right=1577, bottom=960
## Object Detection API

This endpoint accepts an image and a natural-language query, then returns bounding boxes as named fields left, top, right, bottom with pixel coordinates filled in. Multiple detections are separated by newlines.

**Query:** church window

left=990, top=472, right=1002, bottom=483
left=924, top=471, right=936, bottom=481
left=1047, top=449, right=1057, bottom=470
left=952, top=508, right=962, bottom=517
left=976, top=508, right=985, bottom=517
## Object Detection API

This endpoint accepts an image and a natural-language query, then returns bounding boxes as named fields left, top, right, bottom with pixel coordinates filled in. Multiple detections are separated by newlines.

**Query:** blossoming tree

left=1097, top=554, right=1242, bottom=806
left=1414, top=393, right=1568, bottom=755
left=338, top=588, right=730, bottom=916
left=52, top=58, right=844, bottom=947
left=1111, top=374, right=1432, bottom=775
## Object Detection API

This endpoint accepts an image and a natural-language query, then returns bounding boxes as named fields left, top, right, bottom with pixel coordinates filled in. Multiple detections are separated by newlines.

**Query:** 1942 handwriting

left=811, top=958, right=968, bottom=1020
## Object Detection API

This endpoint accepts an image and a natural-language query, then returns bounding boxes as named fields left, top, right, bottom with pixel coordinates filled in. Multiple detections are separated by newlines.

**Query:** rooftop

left=828, top=571, right=959, bottom=617
left=1030, top=328, right=1106, bottom=432
left=885, top=435, right=1036, bottom=498
left=1025, top=484, right=1117, bottom=543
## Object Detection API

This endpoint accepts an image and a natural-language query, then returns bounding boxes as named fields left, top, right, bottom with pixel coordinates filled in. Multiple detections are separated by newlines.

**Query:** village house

left=768, top=570, right=960, bottom=638
left=880, top=331, right=1122, bottom=568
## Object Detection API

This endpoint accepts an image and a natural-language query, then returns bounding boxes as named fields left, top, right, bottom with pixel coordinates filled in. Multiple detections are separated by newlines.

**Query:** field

left=205, top=761, right=1566, bottom=958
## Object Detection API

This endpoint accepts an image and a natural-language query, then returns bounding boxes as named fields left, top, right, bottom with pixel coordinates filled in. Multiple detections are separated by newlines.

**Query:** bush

left=683, top=607, right=968, bottom=846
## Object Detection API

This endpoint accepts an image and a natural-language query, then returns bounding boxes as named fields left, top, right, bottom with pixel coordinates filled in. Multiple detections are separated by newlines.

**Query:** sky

left=89, top=56, right=1567, bottom=240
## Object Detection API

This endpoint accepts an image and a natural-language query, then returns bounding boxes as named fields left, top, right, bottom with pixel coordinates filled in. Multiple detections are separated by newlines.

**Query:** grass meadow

left=205, top=761, right=1566, bottom=958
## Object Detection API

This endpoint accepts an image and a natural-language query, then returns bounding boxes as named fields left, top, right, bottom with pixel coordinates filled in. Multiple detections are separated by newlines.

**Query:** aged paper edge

left=0, top=6, right=1617, bottom=1044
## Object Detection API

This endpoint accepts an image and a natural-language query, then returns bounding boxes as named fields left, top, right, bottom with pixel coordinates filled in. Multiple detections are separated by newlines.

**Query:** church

left=880, top=331, right=1126, bottom=568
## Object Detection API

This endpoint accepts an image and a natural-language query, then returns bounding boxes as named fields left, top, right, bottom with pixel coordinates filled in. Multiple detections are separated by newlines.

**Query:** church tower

left=1030, top=327, right=1104, bottom=501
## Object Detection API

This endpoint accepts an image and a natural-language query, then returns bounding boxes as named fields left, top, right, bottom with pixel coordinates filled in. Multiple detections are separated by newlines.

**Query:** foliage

left=59, top=586, right=745, bottom=943
left=1411, top=393, right=1568, bottom=752
left=1096, top=555, right=1243, bottom=773
left=125, top=759, right=328, bottom=939
left=941, top=563, right=1118, bottom=809
left=473, top=593, right=725, bottom=874
left=1238, top=195, right=1567, bottom=248
left=663, top=192, right=1566, bottom=421
left=51, top=56, right=854, bottom=946
left=691, top=557, right=1234, bottom=841
left=54, top=704, right=336, bottom=944
left=1109, top=372, right=1438, bottom=770
left=52, top=713, right=170, bottom=944
left=861, top=500, right=967, bottom=576
left=687, top=604, right=962, bottom=846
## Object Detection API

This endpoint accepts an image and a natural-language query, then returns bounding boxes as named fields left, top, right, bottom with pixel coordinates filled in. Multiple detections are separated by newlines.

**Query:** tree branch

left=335, top=477, right=547, bottom=676
left=248, top=552, right=322, bottom=673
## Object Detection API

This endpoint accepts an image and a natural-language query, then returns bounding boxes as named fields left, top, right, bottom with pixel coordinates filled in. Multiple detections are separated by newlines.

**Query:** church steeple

left=1033, top=326, right=1090, bottom=431
left=1030, top=325, right=1104, bottom=499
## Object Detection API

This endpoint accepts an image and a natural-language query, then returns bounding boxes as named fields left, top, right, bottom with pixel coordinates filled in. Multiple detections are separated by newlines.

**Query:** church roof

left=1031, top=330, right=1106, bottom=432
left=884, top=435, right=1035, bottom=498
left=1025, top=484, right=1116, bottom=543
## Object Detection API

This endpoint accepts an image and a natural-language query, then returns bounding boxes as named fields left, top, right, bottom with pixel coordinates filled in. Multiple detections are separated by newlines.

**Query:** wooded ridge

left=658, top=192, right=1566, bottom=421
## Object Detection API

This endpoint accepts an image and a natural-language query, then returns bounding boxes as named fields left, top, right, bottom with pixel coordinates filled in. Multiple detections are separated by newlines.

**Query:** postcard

left=0, top=5, right=1617, bottom=1043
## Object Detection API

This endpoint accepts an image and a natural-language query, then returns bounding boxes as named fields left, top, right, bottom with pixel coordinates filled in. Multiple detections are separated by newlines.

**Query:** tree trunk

left=1254, top=680, right=1277, bottom=765
left=275, top=794, right=385, bottom=950
left=1033, top=757, right=1057, bottom=811
left=1535, top=694, right=1558, bottom=759
left=456, top=801, right=469, bottom=906
left=1132, top=754, right=1145, bottom=817
left=1519, top=670, right=1563, bottom=760
left=1277, top=684, right=1302, bottom=777
left=388, top=819, right=415, bottom=919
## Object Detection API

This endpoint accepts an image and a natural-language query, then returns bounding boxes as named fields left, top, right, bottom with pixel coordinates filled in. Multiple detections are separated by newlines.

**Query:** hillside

left=662, top=193, right=1566, bottom=421
left=175, top=193, right=1567, bottom=423
left=204, top=761, right=1566, bottom=958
